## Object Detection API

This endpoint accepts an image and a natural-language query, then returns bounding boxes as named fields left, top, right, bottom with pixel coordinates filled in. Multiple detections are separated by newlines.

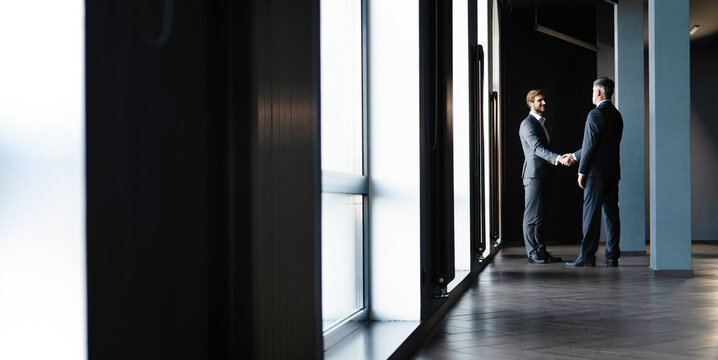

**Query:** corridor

left=413, top=244, right=718, bottom=359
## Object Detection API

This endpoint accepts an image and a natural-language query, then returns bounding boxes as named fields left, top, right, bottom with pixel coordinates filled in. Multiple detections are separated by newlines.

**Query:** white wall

left=0, top=2, right=86, bottom=359
left=368, top=0, right=421, bottom=321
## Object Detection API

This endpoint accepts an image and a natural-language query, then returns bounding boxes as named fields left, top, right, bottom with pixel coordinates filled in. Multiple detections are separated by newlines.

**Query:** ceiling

left=500, top=0, right=718, bottom=48
left=686, top=0, right=718, bottom=47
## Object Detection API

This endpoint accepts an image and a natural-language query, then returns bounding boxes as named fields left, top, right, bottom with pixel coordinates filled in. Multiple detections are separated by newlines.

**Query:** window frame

left=319, top=0, right=370, bottom=344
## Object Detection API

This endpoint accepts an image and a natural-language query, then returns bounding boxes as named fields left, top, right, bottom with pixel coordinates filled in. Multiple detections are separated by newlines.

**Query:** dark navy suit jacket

left=574, top=101, right=623, bottom=179
left=519, top=114, right=559, bottom=178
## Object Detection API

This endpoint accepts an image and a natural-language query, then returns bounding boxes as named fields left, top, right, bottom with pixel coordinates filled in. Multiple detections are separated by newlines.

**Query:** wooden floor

left=412, top=244, right=718, bottom=359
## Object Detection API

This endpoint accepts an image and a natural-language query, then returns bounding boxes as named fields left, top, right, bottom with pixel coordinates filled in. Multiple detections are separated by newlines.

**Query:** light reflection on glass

left=320, top=0, right=363, bottom=175
left=321, top=193, right=364, bottom=331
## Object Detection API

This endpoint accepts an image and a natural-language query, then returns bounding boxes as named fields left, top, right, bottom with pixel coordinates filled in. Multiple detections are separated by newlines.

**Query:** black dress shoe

left=542, top=252, right=562, bottom=263
left=602, top=259, right=619, bottom=267
left=566, top=258, right=595, bottom=267
left=528, top=252, right=547, bottom=264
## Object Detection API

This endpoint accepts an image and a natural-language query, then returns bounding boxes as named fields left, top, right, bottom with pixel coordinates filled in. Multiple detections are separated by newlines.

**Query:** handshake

left=558, top=153, right=576, bottom=167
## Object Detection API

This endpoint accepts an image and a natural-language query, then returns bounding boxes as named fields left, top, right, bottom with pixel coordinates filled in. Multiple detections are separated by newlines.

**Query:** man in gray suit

left=566, top=77, right=623, bottom=267
left=519, top=90, right=573, bottom=264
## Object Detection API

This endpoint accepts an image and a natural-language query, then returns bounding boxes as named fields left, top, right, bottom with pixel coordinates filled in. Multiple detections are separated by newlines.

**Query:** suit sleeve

left=577, top=112, right=600, bottom=176
left=519, top=120, right=559, bottom=165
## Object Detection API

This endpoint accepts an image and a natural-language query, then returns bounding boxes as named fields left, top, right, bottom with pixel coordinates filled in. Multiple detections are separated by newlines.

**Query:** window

left=320, top=0, right=366, bottom=333
left=321, top=193, right=364, bottom=330
left=0, top=1, right=86, bottom=358
left=450, top=0, right=471, bottom=291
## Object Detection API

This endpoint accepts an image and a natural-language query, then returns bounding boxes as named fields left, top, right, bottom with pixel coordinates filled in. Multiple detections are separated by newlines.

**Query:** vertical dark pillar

left=246, top=0, right=323, bottom=357
left=210, top=0, right=323, bottom=357
left=87, top=0, right=322, bottom=358
left=468, top=1, right=487, bottom=264
left=420, top=0, right=455, bottom=319
left=86, top=2, right=212, bottom=359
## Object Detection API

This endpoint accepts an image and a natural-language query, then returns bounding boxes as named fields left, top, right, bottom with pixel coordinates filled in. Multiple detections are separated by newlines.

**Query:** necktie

left=539, top=117, right=550, bottom=144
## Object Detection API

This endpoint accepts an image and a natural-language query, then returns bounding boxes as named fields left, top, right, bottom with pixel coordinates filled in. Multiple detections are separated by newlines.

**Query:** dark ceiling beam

left=535, top=24, right=599, bottom=51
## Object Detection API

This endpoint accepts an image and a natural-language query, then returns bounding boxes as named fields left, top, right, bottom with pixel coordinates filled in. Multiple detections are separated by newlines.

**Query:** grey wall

left=597, top=1, right=615, bottom=80
left=690, top=47, right=718, bottom=240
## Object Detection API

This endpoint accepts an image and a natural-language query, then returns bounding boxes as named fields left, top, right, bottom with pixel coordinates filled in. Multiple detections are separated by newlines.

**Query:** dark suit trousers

left=579, top=176, right=621, bottom=262
left=523, top=177, right=551, bottom=257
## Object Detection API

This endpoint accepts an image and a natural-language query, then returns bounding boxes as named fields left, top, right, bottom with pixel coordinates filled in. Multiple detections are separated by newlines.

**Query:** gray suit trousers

left=523, top=177, right=552, bottom=257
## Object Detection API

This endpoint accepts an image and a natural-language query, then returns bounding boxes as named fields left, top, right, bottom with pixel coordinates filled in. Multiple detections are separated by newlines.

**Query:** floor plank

left=411, top=244, right=718, bottom=360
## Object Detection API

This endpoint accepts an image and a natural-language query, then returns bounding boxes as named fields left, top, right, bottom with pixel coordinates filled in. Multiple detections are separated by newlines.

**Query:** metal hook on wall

left=141, top=0, right=174, bottom=48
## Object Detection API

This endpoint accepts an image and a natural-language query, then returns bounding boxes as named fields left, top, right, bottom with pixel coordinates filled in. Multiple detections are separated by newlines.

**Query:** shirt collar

left=597, top=99, right=611, bottom=107
left=530, top=112, right=544, bottom=122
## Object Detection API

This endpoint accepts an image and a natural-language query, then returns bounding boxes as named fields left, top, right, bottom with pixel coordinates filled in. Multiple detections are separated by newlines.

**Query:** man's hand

left=558, top=154, right=575, bottom=166
left=578, top=174, right=585, bottom=189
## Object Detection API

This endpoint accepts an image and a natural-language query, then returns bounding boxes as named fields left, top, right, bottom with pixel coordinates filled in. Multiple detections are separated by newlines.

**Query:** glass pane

left=320, top=0, right=363, bottom=175
left=0, top=2, right=86, bottom=359
left=321, top=193, right=364, bottom=331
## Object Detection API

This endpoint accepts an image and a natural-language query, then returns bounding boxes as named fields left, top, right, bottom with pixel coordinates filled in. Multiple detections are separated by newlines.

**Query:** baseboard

left=389, top=245, right=501, bottom=359
left=622, top=250, right=647, bottom=256
left=649, top=268, right=694, bottom=278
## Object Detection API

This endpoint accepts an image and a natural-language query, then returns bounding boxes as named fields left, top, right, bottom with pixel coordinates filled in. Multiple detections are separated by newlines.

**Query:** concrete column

left=648, top=0, right=693, bottom=277
left=615, top=0, right=645, bottom=254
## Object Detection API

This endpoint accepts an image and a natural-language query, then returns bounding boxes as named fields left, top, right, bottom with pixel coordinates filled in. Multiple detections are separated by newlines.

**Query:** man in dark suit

left=566, top=77, right=623, bottom=267
left=519, top=90, right=572, bottom=264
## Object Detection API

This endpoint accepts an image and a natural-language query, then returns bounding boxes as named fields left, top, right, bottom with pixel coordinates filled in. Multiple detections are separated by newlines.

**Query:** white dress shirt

left=530, top=112, right=559, bottom=165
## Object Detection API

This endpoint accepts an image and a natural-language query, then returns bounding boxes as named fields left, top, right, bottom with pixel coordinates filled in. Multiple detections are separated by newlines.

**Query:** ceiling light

left=690, top=25, right=701, bottom=35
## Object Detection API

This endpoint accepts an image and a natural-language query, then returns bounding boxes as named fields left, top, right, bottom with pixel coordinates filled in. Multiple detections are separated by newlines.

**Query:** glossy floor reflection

left=412, top=244, right=718, bottom=360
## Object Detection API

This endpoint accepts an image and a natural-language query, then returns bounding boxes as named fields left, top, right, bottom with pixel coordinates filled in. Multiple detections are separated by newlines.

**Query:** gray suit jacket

left=519, top=114, right=559, bottom=178
left=573, top=101, right=623, bottom=179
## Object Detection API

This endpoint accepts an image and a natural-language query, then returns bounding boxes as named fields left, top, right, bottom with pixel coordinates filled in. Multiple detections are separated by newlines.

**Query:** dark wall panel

left=87, top=0, right=322, bottom=359
left=86, top=1, right=211, bottom=359
left=690, top=47, right=718, bottom=240
left=420, top=0, right=456, bottom=319
left=248, top=0, right=322, bottom=358
left=500, top=8, right=596, bottom=247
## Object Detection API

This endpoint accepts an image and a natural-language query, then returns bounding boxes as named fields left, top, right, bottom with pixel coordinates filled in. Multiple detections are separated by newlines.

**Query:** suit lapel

left=531, top=116, right=549, bottom=144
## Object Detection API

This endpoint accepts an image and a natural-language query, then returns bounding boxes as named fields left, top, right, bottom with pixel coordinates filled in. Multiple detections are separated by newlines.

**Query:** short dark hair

left=593, top=77, right=615, bottom=98
left=526, top=89, right=544, bottom=108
